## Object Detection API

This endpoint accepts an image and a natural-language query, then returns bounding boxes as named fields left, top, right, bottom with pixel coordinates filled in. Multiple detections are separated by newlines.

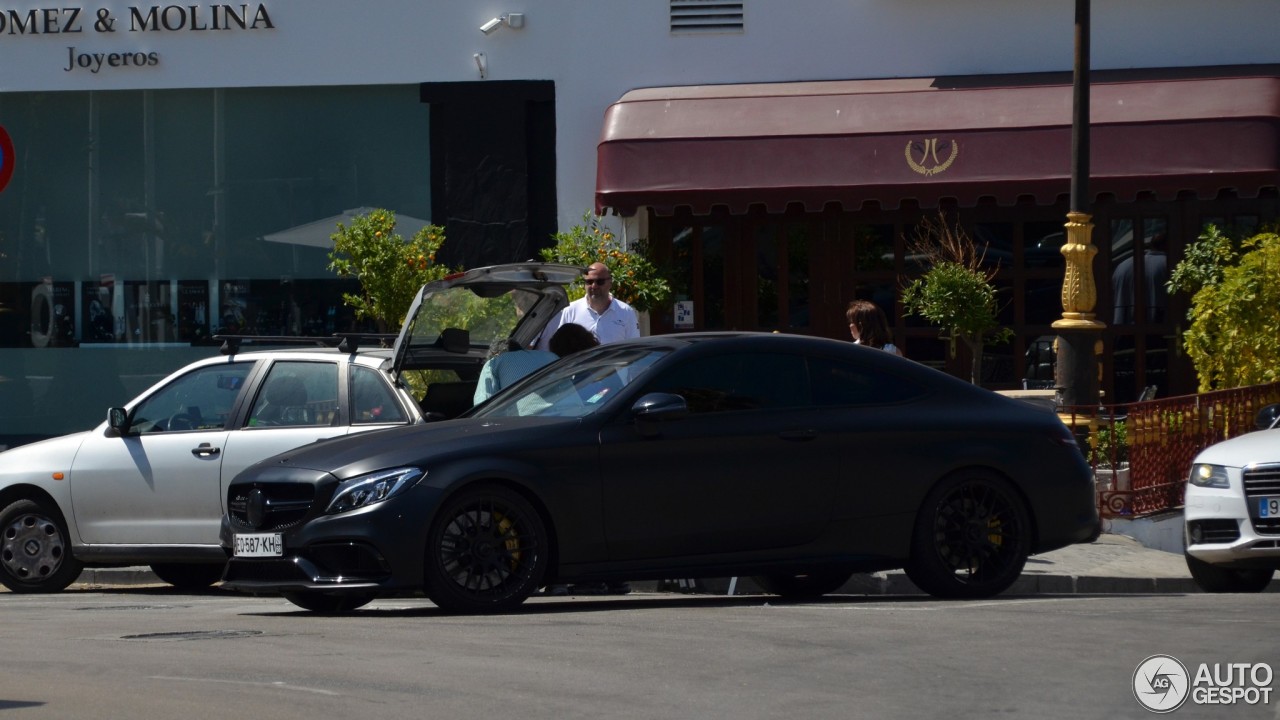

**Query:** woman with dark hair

left=846, top=300, right=903, bottom=357
left=548, top=322, right=599, bottom=356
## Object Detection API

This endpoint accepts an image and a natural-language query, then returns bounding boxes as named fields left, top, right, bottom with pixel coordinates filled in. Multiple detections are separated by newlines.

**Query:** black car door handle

left=191, top=443, right=221, bottom=458
left=779, top=429, right=818, bottom=441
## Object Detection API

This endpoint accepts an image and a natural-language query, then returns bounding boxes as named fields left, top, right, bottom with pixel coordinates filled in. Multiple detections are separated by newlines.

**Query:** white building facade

left=1, top=1, right=1277, bottom=444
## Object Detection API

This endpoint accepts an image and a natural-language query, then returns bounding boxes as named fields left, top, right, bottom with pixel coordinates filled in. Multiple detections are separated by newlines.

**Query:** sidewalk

left=69, top=533, right=1204, bottom=594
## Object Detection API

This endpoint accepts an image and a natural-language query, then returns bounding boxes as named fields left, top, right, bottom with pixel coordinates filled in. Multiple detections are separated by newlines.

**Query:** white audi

left=1183, top=403, right=1280, bottom=593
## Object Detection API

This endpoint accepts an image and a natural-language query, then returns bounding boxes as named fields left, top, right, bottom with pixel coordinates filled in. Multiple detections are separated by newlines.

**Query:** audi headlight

left=327, top=467, right=424, bottom=513
left=1188, top=463, right=1230, bottom=489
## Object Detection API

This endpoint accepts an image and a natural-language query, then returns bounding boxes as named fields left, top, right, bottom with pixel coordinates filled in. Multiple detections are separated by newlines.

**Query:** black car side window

left=643, top=352, right=809, bottom=414
left=808, top=356, right=926, bottom=406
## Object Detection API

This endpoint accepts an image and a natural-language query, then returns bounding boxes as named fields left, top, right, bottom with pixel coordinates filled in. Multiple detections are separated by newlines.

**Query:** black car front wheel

left=905, top=472, right=1031, bottom=599
left=752, top=570, right=853, bottom=599
left=1185, top=553, right=1274, bottom=593
left=423, top=484, right=547, bottom=614
left=150, top=563, right=225, bottom=591
left=0, top=498, right=84, bottom=594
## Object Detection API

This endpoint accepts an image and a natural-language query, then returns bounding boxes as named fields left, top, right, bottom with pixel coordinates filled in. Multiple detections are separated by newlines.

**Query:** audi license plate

left=1260, top=497, right=1280, bottom=518
left=234, top=533, right=283, bottom=557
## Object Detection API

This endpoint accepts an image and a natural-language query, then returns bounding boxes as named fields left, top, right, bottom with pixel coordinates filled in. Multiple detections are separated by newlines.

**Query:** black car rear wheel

left=282, top=591, right=375, bottom=613
left=1185, top=553, right=1274, bottom=593
left=752, top=570, right=853, bottom=599
left=149, top=563, right=225, bottom=591
left=0, top=498, right=84, bottom=594
left=423, top=484, right=547, bottom=614
left=905, top=472, right=1030, bottom=599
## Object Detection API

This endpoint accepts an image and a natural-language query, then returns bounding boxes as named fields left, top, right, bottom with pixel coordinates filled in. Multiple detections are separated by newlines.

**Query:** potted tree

left=901, top=212, right=1012, bottom=385
left=1089, top=418, right=1130, bottom=493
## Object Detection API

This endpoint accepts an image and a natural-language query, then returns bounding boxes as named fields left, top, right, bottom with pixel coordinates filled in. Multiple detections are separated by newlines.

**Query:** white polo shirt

left=537, top=295, right=640, bottom=349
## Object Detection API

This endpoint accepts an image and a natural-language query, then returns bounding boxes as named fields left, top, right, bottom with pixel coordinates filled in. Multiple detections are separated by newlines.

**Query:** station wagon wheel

left=905, top=473, right=1030, bottom=599
left=149, top=563, right=225, bottom=591
left=0, top=498, right=85, bottom=594
left=282, top=591, right=375, bottom=613
left=1184, top=553, right=1274, bottom=593
left=423, top=484, right=547, bottom=614
left=752, top=570, right=854, bottom=600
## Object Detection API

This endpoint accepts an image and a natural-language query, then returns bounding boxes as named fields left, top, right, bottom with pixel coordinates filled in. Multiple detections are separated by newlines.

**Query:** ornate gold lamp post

left=1053, top=0, right=1105, bottom=408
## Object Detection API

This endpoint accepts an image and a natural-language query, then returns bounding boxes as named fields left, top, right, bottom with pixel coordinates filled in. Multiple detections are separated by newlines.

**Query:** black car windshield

left=474, top=345, right=670, bottom=419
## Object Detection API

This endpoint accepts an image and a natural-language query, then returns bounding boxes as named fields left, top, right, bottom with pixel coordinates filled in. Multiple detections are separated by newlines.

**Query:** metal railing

left=1059, top=381, right=1280, bottom=519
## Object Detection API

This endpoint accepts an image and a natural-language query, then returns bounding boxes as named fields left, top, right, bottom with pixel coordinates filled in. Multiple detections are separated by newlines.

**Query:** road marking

left=149, top=676, right=339, bottom=696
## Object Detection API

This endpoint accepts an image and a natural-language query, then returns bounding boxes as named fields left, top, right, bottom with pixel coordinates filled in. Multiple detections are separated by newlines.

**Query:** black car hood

left=253, top=416, right=575, bottom=480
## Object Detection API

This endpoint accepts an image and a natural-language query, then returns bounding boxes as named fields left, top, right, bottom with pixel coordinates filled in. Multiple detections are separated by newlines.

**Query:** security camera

left=480, top=17, right=504, bottom=35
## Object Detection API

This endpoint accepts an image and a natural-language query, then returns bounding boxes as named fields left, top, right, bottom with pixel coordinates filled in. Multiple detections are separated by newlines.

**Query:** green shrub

left=1177, top=231, right=1280, bottom=391
left=540, top=212, right=672, bottom=314
left=327, top=209, right=455, bottom=331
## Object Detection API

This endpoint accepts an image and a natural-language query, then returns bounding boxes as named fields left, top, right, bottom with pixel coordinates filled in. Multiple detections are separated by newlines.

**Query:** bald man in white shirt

left=537, top=262, right=640, bottom=350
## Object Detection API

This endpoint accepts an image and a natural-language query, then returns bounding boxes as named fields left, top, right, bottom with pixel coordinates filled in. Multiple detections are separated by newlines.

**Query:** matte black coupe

left=220, top=332, right=1098, bottom=613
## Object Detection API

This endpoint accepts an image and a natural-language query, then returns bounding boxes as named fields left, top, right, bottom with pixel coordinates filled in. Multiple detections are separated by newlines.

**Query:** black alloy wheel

left=282, top=591, right=375, bottom=613
left=149, top=563, right=226, bottom=591
left=752, top=570, right=854, bottom=599
left=0, top=498, right=85, bottom=593
left=423, top=484, right=547, bottom=614
left=905, top=473, right=1031, bottom=599
left=1184, top=553, right=1274, bottom=593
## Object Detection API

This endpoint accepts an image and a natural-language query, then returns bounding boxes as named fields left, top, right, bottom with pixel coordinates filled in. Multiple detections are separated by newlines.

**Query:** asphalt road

left=1, top=588, right=1276, bottom=720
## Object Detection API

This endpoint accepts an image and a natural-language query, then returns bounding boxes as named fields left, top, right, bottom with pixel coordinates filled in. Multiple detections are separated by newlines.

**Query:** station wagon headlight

left=1188, top=463, right=1230, bottom=489
left=327, top=467, right=424, bottom=513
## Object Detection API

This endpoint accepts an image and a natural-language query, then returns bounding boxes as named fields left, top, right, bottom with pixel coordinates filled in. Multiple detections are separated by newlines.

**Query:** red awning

left=595, top=69, right=1280, bottom=216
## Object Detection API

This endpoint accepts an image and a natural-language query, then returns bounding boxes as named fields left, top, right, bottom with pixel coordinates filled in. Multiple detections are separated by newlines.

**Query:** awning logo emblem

left=905, top=138, right=958, bottom=176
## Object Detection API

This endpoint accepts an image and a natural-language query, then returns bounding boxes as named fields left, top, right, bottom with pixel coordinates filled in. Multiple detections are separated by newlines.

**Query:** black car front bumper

left=220, top=483, right=443, bottom=597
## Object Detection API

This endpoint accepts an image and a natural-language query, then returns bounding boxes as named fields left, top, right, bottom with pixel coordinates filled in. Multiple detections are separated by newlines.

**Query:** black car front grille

left=312, top=542, right=391, bottom=578
left=228, top=483, right=316, bottom=531
left=1244, top=464, right=1280, bottom=535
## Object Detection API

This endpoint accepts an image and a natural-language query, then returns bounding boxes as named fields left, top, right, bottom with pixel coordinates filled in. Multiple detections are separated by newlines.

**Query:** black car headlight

left=1189, top=463, right=1230, bottom=489
left=327, top=467, right=425, bottom=514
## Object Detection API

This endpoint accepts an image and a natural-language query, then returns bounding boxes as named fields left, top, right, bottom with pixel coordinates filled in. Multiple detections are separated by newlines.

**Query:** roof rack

left=210, top=333, right=397, bottom=356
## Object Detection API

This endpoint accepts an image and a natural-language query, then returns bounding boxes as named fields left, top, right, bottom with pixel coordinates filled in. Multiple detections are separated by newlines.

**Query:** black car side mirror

left=106, top=407, right=130, bottom=436
left=1256, top=404, right=1280, bottom=431
left=632, top=393, right=688, bottom=438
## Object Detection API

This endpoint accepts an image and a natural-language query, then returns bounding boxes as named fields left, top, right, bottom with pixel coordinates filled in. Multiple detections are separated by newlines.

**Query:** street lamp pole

left=1053, top=0, right=1105, bottom=408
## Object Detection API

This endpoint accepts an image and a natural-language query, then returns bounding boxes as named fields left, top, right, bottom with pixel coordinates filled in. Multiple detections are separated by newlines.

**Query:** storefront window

left=0, top=84, right=430, bottom=445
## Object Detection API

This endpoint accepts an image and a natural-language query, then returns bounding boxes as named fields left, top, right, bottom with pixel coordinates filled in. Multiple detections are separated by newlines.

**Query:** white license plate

left=234, top=533, right=283, bottom=557
left=1259, top=497, right=1280, bottom=518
